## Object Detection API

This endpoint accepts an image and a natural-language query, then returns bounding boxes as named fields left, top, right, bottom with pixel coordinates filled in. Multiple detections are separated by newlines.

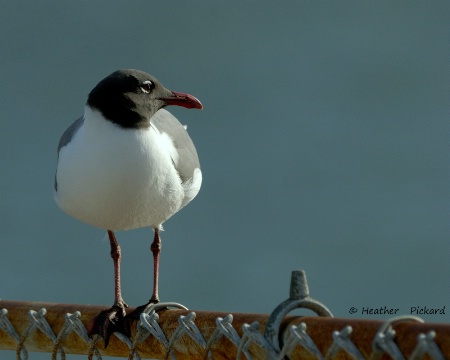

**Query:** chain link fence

left=1, top=270, right=448, bottom=359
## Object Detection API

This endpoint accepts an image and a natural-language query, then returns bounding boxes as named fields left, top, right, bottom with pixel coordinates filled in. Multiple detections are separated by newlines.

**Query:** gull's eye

left=140, top=80, right=154, bottom=94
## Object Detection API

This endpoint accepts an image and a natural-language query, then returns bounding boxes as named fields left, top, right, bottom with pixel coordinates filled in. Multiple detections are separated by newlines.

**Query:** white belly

left=55, top=110, right=185, bottom=230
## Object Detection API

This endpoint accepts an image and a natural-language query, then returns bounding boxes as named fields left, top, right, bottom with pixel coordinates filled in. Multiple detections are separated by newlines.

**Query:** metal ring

left=264, top=270, right=333, bottom=351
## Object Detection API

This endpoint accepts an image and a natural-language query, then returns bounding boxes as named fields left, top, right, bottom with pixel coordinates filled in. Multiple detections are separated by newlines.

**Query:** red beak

left=160, top=91, right=203, bottom=110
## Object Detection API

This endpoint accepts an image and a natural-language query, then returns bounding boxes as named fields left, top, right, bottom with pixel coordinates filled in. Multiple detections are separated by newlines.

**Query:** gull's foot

left=125, top=299, right=160, bottom=320
left=125, top=300, right=189, bottom=323
left=88, top=302, right=130, bottom=348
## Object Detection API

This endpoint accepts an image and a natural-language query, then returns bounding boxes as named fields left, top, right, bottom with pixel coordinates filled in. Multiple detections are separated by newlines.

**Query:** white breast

left=55, top=107, right=188, bottom=230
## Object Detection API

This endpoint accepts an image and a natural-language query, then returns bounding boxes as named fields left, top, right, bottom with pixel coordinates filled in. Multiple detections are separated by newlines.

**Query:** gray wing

left=151, top=109, right=200, bottom=183
left=57, top=116, right=84, bottom=153
left=55, top=116, right=84, bottom=190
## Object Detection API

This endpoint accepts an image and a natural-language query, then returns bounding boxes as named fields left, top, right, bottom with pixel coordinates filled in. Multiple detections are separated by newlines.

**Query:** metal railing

left=1, top=270, right=449, bottom=359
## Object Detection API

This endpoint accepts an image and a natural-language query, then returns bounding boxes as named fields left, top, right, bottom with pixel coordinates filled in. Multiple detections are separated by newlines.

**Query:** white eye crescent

left=140, top=80, right=154, bottom=93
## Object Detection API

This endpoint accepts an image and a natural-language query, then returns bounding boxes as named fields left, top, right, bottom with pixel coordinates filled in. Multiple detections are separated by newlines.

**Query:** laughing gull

left=54, top=69, right=203, bottom=346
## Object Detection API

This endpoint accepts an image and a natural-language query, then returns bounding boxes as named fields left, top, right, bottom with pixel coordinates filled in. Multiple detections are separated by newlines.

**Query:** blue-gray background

left=1, top=2, right=449, bottom=358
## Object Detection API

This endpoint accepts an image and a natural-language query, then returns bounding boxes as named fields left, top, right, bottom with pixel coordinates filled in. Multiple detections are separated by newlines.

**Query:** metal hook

left=264, top=270, right=333, bottom=352
left=370, top=315, right=424, bottom=360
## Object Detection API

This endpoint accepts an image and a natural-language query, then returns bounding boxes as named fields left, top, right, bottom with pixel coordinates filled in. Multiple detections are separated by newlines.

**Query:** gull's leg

left=125, top=227, right=162, bottom=319
left=108, top=230, right=128, bottom=308
left=88, top=230, right=130, bottom=347
left=149, top=228, right=161, bottom=303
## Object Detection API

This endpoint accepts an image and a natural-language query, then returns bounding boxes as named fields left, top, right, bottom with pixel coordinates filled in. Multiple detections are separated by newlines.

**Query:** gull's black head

left=87, top=69, right=202, bottom=128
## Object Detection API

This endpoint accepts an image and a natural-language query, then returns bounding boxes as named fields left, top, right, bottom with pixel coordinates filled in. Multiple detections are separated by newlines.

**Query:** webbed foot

left=88, top=302, right=130, bottom=348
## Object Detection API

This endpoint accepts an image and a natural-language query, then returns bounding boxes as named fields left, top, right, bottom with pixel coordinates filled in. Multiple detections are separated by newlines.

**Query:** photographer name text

left=348, top=305, right=446, bottom=315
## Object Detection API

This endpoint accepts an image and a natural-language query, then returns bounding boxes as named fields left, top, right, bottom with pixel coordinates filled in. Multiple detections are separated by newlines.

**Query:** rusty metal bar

left=285, top=317, right=449, bottom=360
left=0, top=300, right=280, bottom=359
left=1, top=300, right=449, bottom=359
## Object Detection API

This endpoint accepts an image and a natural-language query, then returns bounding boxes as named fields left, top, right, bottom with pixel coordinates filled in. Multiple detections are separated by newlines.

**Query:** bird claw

left=88, top=303, right=130, bottom=348
left=126, top=300, right=189, bottom=322
left=125, top=299, right=160, bottom=320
